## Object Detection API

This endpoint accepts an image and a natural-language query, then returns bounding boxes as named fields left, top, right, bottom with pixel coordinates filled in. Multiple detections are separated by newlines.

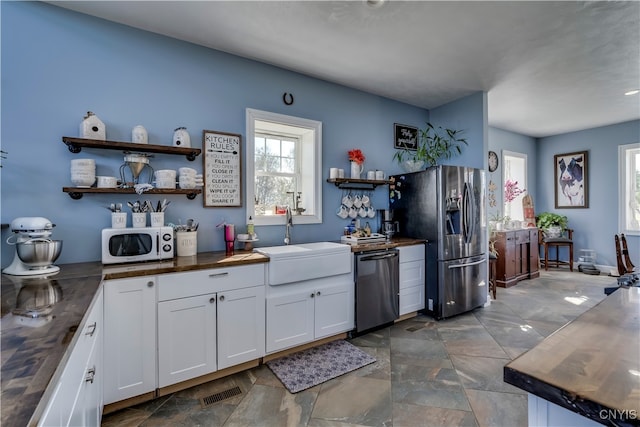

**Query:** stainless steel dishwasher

left=355, top=249, right=400, bottom=333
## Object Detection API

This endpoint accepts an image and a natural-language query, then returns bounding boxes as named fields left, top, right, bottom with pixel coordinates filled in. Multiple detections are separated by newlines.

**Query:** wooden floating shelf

left=62, top=137, right=201, bottom=161
left=327, top=178, right=391, bottom=189
left=62, top=187, right=202, bottom=200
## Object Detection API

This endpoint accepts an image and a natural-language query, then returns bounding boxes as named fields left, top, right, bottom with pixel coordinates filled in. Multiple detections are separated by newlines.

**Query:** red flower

left=348, top=149, right=365, bottom=165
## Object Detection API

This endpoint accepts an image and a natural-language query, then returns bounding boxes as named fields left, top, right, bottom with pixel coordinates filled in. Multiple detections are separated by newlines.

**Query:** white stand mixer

left=3, top=217, right=62, bottom=276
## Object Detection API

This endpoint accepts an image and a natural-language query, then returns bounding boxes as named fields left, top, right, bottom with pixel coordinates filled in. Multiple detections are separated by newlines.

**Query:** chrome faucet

left=284, top=206, right=293, bottom=245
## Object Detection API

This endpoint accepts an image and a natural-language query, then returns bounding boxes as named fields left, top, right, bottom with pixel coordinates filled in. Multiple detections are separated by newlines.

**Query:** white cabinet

left=266, top=275, right=354, bottom=354
left=39, top=290, right=103, bottom=427
left=217, top=285, right=265, bottom=370
left=157, top=293, right=217, bottom=387
left=103, top=276, right=157, bottom=405
left=157, top=264, right=265, bottom=386
left=398, top=244, right=425, bottom=316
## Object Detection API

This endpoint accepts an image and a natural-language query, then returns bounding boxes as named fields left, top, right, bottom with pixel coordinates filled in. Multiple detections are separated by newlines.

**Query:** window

left=619, top=142, right=640, bottom=235
left=246, top=109, right=322, bottom=226
left=502, top=150, right=527, bottom=221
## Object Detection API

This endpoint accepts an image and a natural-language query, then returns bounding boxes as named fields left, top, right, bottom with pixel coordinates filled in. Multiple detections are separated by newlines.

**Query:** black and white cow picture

left=556, top=153, right=587, bottom=207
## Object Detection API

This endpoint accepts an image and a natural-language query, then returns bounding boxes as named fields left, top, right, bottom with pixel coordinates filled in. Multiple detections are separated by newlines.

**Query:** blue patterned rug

left=266, top=340, right=376, bottom=393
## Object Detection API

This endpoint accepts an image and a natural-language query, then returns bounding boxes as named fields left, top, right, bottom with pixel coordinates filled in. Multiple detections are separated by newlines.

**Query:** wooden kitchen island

left=504, top=286, right=640, bottom=427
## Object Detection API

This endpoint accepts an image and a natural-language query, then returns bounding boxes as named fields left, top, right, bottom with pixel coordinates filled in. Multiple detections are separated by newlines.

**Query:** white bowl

left=154, top=169, right=177, bottom=179
left=96, top=176, right=118, bottom=188
left=178, top=167, right=197, bottom=176
left=71, top=176, right=95, bottom=187
left=155, top=179, right=176, bottom=189
left=179, top=181, right=196, bottom=189
left=70, top=159, right=95, bottom=167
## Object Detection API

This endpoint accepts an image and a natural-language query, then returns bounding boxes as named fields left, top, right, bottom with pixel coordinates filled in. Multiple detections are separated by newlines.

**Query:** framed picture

left=554, top=150, right=588, bottom=208
left=202, top=130, right=242, bottom=207
left=394, top=123, right=418, bottom=150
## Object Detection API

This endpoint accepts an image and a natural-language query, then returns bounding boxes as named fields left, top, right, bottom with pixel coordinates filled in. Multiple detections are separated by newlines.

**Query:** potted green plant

left=393, top=122, right=468, bottom=172
left=536, top=212, right=568, bottom=238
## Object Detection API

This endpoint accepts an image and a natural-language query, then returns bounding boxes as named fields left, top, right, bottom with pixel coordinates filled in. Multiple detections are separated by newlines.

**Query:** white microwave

left=101, top=226, right=174, bottom=265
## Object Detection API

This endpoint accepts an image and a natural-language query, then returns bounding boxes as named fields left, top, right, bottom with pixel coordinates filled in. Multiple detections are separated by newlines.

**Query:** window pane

left=255, top=176, right=295, bottom=215
left=266, top=138, right=280, bottom=156
left=281, top=157, right=295, bottom=173
left=282, top=140, right=296, bottom=157
left=625, top=148, right=640, bottom=231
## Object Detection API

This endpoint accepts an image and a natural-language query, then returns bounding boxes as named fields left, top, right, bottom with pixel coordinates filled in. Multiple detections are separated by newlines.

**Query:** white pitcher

left=350, top=161, right=363, bottom=179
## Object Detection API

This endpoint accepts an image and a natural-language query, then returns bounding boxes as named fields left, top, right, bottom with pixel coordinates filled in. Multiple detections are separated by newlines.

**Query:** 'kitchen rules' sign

left=203, top=130, right=242, bottom=207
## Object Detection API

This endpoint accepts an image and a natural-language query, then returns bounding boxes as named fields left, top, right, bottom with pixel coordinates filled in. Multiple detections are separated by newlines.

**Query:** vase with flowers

left=348, top=149, right=365, bottom=179
left=504, top=179, right=525, bottom=224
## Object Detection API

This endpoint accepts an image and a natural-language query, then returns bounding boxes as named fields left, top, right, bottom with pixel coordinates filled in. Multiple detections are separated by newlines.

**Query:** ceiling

left=49, top=1, right=640, bottom=138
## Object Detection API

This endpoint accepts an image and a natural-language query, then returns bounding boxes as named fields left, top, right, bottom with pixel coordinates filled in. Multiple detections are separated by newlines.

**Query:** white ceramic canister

left=132, top=125, right=148, bottom=144
left=173, top=127, right=191, bottom=148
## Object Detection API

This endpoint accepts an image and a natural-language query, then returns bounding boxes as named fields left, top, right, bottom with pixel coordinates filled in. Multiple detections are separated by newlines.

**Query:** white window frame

left=246, top=108, right=322, bottom=226
left=502, top=150, right=528, bottom=221
left=618, top=142, right=640, bottom=235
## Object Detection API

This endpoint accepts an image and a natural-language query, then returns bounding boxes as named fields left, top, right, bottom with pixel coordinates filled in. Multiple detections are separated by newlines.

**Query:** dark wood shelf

left=62, top=187, right=201, bottom=200
left=327, top=177, right=390, bottom=190
left=62, top=137, right=201, bottom=161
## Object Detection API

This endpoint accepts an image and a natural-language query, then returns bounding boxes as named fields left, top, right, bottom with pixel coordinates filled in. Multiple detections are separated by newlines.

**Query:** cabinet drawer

left=158, top=264, right=265, bottom=301
left=398, top=244, right=425, bottom=263
left=399, top=260, right=425, bottom=290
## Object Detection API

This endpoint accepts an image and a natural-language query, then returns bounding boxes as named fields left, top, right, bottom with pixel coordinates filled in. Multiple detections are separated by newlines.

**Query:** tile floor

left=101, top=270, right=614, bottom=427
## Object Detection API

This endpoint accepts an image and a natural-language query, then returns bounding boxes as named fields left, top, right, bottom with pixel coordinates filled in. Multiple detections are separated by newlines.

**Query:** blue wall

left=3, top=1, right=470, bottom=265
left=487, top=127, right=538, bottom=221
left=431, top=92, right=488, bottom=170
left=537, top=120, right=640, bottom=269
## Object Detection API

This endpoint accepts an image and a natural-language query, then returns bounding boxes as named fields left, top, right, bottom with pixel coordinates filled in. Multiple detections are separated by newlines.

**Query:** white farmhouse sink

left=254, top=242, right=352, bottom=285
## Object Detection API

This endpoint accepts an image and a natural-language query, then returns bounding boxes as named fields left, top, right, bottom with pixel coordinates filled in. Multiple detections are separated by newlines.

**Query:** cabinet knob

left=209, top=297, right=216, bottom=304
left=85, top=366, right=96, bottom=384
left=310, top=293, right=315, bottom=298
left=316, top=291, right=321, bottom=296
left=219, top=295, right=225, bottom=302
left=147, top=281, right=154, bottom=288
left=85, top=322, right=97, bottom=337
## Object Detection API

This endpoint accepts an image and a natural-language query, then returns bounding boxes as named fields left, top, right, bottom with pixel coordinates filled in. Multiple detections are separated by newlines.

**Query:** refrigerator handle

left=463, top=182, right=475, bottom=244
left=447, top=258, right=486, bottom=269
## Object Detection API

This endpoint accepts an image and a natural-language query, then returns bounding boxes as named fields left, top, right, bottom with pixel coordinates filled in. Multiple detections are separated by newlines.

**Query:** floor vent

left=200, top=386, right=242, bottom=408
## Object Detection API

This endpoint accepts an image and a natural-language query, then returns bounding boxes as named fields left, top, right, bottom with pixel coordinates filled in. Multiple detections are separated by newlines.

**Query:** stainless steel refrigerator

left=390, top=165, right=487, bottom=319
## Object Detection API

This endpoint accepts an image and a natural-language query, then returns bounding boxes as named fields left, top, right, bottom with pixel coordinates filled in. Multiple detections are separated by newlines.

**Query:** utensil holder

left=150, top=212, right=165, bottom=227
left=111, top=212, right=127, bottom=229
left=176, top=231, right=197, bottom=256
left=132, top=212, right=147, bottom=228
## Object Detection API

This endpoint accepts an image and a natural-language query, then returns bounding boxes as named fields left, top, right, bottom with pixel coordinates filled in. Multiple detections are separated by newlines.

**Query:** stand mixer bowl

left=16, top=239, right=63, bottom=268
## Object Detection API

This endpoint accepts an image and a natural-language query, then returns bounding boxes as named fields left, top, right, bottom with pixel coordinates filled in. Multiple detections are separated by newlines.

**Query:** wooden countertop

left=504, top=286, right=640, bottom=426
left=345, top=237, right=426, bottom=253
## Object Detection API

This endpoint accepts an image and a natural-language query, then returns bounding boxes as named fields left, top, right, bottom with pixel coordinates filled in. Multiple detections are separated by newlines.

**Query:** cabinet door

left=103, top=277, right=157, bottom=405
left=158, top=293, right=217, bottom=387
left=217, top=286, right=265, bottom=370
left=503, top=232, right=517, bottom=280
left=266, top=291, right=314, bottom=353
left=314, top=282, right=354, bottom=339
left=40, top=291, right=103, bottom=427
left=399, top=285, right=425, bottom=315
left=529, top=229, right=540, bottom=274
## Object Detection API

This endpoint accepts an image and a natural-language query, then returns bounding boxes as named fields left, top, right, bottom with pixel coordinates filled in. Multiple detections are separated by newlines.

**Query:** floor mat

left=266, top=340, right=376, bottom=393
